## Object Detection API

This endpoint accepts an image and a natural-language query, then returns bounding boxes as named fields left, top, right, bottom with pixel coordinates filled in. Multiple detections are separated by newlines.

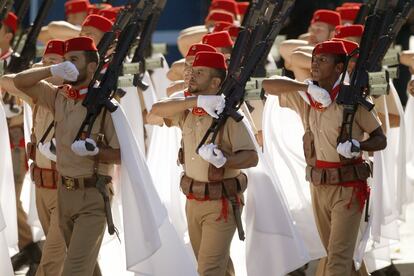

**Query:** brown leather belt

left=60, top=176, right=98, bottom=190
left=180, top=173, right=248, bottom=200
left=305, top=162, right=371, bottom=185
left=31, top=164, right=58, bottom=189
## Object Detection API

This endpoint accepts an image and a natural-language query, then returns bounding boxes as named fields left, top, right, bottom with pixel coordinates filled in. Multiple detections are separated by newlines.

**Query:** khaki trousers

left=311, top=184, right=369, bottom=276
left=186, top=198, right=237, bottom=276
left=11, top=146, right=32, bottom=249
left=35, top=187, right=66, bottom=276
left=57, top=182, right=108, bottom=276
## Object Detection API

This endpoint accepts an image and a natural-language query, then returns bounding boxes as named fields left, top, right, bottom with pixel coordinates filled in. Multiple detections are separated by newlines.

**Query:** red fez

left=65, top=36, right=97, bottom=53
left=342, top=2, right=363, bottom=7
left=237, top=2, right=249, bottom=15
left=186, top=43, right=217, bottom=57
left=332, top=38, right=359, bottom=55
left=192, top=51, right=227, bottom=70
left=205, top=11, right=234, bottom=24
left=98, top=8, right=118, bottom=22
left=213, top=21, right=233, bottom=32
left=44, top=39, right=65, bottom=56
left=311, top=10, right=341, bottom=27
left=65, top=0, right=89, bottom=15
left=210, top=0, right=239, bottom=16
left=82, top=15, right=113, bottom=33
left=313, top=40, right=348, bottom=56
left=202, top=31, right=234, bottom=48
left=336, top=6, right=360, bottom=22
left=87, top=3, right=112, bottom=15
left=334, top=24, right=364, bottom=38
left=224, top=25, right=240, bottom=39
left=3, top=12, right=17, bottom=33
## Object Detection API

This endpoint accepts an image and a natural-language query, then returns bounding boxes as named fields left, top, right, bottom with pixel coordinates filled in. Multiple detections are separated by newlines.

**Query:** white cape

left=111, top=103, right=197, bottom=276
left=0, top=103, right=16, bottom=275
left=262, top=95, right=326, bottom=259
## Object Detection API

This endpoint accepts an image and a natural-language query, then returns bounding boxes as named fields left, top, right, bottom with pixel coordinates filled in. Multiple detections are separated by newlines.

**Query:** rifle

left=130, top=0, right=167, bottom=90
left=91, top=4, right=136, bottom=84
left=75, top=0, right=155, bottom=147
left=3, top=0, right=53, bottom=116
left=196, top=0, right=295, bottom=152
left=336, top=0, right=413, bottom=146
left=7, top=0, right=54, bottom=73
left=354, top=0, right=377, bottom=25
left=11, top=0, right=30, bottom=48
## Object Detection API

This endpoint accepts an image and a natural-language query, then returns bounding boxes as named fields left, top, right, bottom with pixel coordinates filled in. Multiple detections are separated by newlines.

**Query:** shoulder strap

left=93, top=109, right=108, bottom=175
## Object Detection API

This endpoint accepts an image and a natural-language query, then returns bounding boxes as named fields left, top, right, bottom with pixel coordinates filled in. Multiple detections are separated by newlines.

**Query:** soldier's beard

left=64, top=67, right=88, bottom=86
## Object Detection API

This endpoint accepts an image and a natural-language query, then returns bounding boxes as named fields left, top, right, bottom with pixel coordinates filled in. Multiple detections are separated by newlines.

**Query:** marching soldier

left=1, top=39, right=67, bottom=276
left=263, top=40, right=387, bottom=276
left=151, top=51, right=258, bottom=276
left=12, top=36, right=120, bottom=276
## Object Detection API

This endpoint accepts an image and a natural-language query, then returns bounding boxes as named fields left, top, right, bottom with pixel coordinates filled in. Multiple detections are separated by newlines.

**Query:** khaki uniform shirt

left=167, top=111, right=256, bottom=182
left=280, top=91, right=381, bottom=163
left=32, top=81, right=120, bottom=178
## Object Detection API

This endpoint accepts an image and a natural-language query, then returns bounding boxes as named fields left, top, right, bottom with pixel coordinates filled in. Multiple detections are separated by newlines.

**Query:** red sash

left=316, top=158, right=370, bottom=211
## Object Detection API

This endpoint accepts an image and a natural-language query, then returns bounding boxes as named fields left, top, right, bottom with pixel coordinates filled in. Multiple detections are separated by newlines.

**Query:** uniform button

left=191, top=157, right=195, bottom=160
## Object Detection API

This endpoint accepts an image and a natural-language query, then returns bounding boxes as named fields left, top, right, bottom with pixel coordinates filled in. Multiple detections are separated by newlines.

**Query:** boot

left=11, top=249, right=29, bottom=271
left=25, top=242, right=42, bottom=276
left=288, top=263, right=308, bottom=276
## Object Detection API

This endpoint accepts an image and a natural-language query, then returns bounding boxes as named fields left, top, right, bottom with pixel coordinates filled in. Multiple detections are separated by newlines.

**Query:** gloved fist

left=307, top=83, right=332, bottom=107
left=336, top=139, right=360, bottom=159
left=198, top=143, right=227, bottom=168
left=50, top=61, right=79, bottom=81
left=71, top=138, right=99, bottom=157
left=38, top=138, right=57, bottom=162
left=197, top=95, right=226, bottom=118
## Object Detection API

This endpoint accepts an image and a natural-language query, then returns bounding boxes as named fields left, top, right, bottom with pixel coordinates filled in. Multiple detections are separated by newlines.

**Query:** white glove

left=336, top=139, right=360, bottom=159
left=198, top=143, right=227, bottom=168
left=307, top=83, right=332, bottom=107
left=197, top=95, right=225, bottom=118
left=71, top=138, right=99, bottom=157
left=50, top=61, right=79, bottom=81
left=38, top=138, right=57, bottom=162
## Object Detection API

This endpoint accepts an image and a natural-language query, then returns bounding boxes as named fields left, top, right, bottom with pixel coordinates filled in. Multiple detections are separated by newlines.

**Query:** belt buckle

left=63, top=176, right=76, bottom=190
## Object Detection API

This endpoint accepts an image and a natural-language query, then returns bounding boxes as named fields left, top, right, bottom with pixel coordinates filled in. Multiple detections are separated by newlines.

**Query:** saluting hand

left=336, top=139, right=360, bottom=159
left=198, top=143, right=227, bottom=168
left=197, top=95, right=226, bottom=118
left=305, top=82, right=332, bottom=108
left=50, top=61, right=79, bottom=82
left=71, top=138, right=99, bottom=157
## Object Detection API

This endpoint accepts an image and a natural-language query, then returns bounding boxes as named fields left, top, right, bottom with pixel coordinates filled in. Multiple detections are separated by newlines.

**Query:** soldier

left=39, top=0, right=90, bottom=43
left=263, top=40, right=387, bottom=276
left=1, top=39, right=67, bottom=276
left=280, top=9, right=341, bottom=80
left=12, top=36, right=120, bottom=276
left=0, top=11, right=43, bottom=274
left=151, top=51, right=258, bottom=276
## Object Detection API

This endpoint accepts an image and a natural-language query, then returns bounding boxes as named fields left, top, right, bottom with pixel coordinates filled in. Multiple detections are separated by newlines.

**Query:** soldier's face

left=42, top=54, right=64, bottom=66
left=311, top=53, right=336, bottom=81
left=0, top=26, right=13, bottom=48
left=80, top=26, right=104, bottom=46
left=67, top=11, right=88, bottom=26
left=188, top=66, right=213, bottom=94
left=184, top=56, right=195, bottom=85
left=309, top=22, right=331, bottom=44
left=63, top=51, right=88, bottom=85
